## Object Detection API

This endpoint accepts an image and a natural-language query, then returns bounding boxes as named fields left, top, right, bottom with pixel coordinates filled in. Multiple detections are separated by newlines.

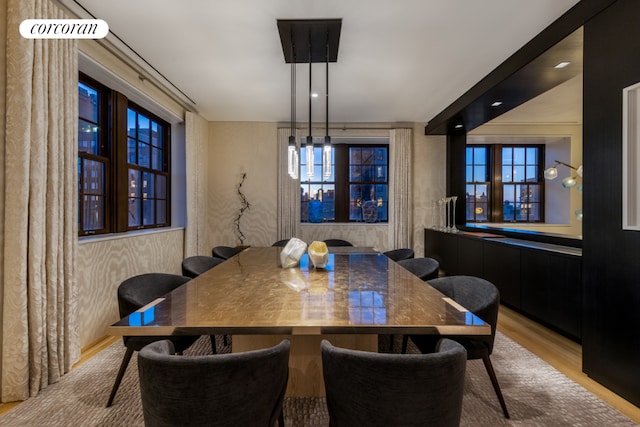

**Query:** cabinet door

left=483, top=242, right=521, bottom=309
left=457, top=236, right=483, bottom=277
left=424, top=229, right=458, bottom=274
left=521, top=250, right=582, bottom=340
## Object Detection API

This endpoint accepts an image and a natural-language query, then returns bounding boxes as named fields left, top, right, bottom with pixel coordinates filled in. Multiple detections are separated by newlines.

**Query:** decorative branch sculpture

left=234, top=172, right=250, bottom=245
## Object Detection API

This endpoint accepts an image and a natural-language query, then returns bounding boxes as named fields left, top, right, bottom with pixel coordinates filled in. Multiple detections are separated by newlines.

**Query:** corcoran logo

left=19, top=19, right=109, bottom=39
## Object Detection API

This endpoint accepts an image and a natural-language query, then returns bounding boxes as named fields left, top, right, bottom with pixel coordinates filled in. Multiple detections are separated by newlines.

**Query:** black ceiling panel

left=277, top=19, right=342, bottom=63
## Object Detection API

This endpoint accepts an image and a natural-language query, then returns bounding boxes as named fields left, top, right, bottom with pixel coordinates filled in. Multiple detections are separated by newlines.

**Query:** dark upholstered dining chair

left=107, top=273, right=208, bottom=407
left=383, top=248, right=415, bottom=262
left=323, top=239, right=353, bottom=247
left=404, top=275, right=510, bottom=418
left=138, top=339, right=291, bottom=427
left=397, top=257, right=440, bottom=281
left=321, top=338, right=467, bottom=427
left=212, top=245, right=242, bottom=260
left=181, top=255, right=224, bottom=278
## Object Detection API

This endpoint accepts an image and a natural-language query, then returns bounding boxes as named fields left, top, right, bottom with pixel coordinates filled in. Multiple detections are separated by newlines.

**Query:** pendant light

left=543, top=160, right=583, bottom=188
left=323, top=39, right=332, bottom=179
left=277, top=19, right=341, bottom=181
left=287, top=61, right=298, bottom=179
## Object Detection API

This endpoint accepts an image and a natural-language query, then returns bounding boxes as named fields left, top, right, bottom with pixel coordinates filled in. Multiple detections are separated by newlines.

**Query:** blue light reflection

left=465, top=311, right=484, bottom=325
left=348, top=289, right=387, bottom=325
left=129, top=306, right=156, bottom=326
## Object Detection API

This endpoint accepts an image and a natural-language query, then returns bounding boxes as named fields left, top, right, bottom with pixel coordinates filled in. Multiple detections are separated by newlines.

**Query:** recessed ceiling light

left=554, top=61, right=571, bottom=69
left=311, top=92, right=319, bottom=98
left=491, top=101, right=502, bottom=107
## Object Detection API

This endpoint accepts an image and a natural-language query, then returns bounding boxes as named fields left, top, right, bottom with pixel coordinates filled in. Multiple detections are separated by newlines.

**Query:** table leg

left=233, top=334, right=377, bottom=397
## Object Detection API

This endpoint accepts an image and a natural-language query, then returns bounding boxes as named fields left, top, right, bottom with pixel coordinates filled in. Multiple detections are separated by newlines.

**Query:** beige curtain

left=277, top=128, right=300, bottom=240
left=184, top=112, right=208, bottom=257
left=2, top=0, right=80, bottom=401
left=389, top=128, right=413, bottom=249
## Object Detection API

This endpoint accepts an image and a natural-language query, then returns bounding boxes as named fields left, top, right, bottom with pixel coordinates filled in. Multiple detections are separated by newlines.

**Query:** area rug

left=0, top=333, right=636, bottom=426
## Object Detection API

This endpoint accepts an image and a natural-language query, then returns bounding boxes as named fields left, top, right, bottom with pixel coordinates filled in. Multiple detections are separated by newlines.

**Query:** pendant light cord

left=290, top=31, right=296, bottom=141
left=308, top=35, right=312, bottom=145
left=325, top=38, right=329, bottom=139
left=291, top=63, right=296, bottom=138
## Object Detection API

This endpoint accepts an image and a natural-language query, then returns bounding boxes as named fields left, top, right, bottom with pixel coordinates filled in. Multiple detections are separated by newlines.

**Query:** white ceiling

left=65, top=0, right=581, bottom=124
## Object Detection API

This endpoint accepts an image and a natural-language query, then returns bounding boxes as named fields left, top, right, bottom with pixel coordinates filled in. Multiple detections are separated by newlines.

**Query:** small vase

left=308, top=241, right=329, bottom=269
left=431, top=200, right=437, bottom=229
left=445, top=197, right=452, bottom=232
left=451, top=196, right=458, bottom=233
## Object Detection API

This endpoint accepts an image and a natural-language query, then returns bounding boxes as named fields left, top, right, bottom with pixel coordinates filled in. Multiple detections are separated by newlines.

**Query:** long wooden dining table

left=108, top=246, right=490, bottom=396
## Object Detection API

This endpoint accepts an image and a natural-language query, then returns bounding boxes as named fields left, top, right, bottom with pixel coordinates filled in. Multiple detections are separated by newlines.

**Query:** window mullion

left=114, top=92, right=130, bottom=232
left=491, top=145, right=503, bottom=222
left=334, top=144, right=349, bottom=222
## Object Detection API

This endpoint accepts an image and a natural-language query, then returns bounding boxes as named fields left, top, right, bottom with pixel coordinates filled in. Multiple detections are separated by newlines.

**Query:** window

left=300, top=142, right=389, bottom=223
left=78, top=74, right=171, bottom=236
left=465, top=146, right=489, bottom=222
left=466, top=145, right=544, bottom=223
left=348, top=146, right=388, bottom=222
left=78, top=76, right=110, bottom=235
left=501, top=146, right=543, bottom=221
left=126, top=106, right=170, bottom=229
left=300, top=144, right=335, bottom=222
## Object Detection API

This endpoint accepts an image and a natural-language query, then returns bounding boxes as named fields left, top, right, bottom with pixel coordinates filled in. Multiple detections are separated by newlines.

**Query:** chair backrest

left=272, top=239, right=291, bottom=247
left=212, top=245, right=242, bottom=260
left=117, top=273, right=190, bottom=319
left=181, top=255, right=224, bottom=278
left=429, top=275, right=500, bottom=353
left=138, top=339, right=290, bottom=427
left=321, top=338, right=466, bottom=427
left=323, top=239, right=353, bottom=247
left=383, top=248, right=415, bottom=262
left=397, top=257, right=439, bottom=281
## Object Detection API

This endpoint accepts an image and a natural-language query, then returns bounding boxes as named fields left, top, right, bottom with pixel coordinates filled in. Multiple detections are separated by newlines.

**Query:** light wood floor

left=497, top=305, right=640, bottom=423
left=1, top=306, right=639, bottom=423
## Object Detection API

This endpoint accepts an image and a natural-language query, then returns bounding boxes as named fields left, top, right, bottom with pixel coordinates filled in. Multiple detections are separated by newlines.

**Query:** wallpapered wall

left=298, top=224, right=389, bottom=249
left=413, top=123, right=447, bottom=255
left=77, top=229, right=184, bottom=347
left=205, top=122, right=280, bottom=251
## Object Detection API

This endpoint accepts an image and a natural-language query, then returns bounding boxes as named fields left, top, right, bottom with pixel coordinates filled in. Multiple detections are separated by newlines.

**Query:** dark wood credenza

left=424, top=228, right=582, bottom=342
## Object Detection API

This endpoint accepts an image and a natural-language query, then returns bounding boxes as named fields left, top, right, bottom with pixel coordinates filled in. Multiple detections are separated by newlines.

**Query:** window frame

left=465, top=145, right=491, bottom=222
left=466, top=144, right=545, bottom=223
left=78, top=75, right=172, bottom=237
left=78, top=73, right=112, bottom=236
left=499, top=145, right=545, bottom=222
left=116, top=98, right=172, bottom=231
left=300, top=143, right=336, bottom=223
left=346, top=144, right=389, bottom=223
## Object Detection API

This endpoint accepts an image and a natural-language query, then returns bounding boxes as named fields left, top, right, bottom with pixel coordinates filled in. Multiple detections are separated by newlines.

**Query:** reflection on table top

left=108, top=247, right=490, bottom=337
left=326, top=246, right=379, bottom=254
